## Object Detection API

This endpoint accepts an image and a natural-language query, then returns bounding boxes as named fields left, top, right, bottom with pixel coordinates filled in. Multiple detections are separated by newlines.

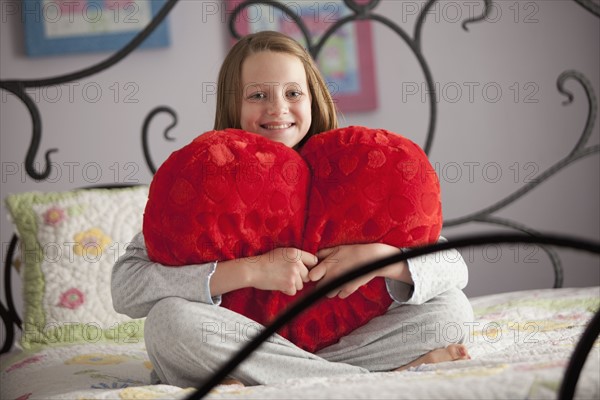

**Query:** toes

left=220, top=378, right=244, bottom=386
left=447, top=343, right=471, bottom=360
left=394, top=344, right=471, bottom=371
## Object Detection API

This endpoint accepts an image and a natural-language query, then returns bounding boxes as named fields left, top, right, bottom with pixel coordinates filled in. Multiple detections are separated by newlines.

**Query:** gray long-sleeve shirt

left=111, top=232, right=468, bottom=319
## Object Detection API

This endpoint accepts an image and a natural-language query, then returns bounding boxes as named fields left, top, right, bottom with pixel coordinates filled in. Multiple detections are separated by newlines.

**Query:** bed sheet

left=1, top=286, right=598, bottom=400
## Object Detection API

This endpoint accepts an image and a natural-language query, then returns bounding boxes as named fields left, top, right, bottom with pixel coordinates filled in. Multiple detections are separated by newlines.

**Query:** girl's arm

left=211, top=248, right=316, bottom=297
left=111, top=232, right=221, bottom=318
left=112, top=233, right=316, bottom=319
left=310, top=237, right=468, bottom=305
left=387, top=237, right=469, bottom=305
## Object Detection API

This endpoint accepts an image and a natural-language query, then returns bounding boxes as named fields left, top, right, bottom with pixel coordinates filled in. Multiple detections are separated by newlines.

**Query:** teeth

left=263, top=123, right=292, bottom=130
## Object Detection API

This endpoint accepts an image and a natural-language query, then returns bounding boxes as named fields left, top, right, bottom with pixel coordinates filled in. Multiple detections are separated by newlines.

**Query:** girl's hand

left=247, top=247, right=318, bottom=296
left=308, top=243, right=411, bottom=299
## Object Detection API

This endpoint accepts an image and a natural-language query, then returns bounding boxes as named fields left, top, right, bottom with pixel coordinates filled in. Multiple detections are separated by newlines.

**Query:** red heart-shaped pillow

left=143, top=129, right=309, bottom=265
left=143, top=126, right=442, bottom=353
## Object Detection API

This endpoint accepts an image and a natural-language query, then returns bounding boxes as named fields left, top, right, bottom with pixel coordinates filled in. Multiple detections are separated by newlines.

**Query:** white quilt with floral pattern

left=1, top=286, right=598, bottom=400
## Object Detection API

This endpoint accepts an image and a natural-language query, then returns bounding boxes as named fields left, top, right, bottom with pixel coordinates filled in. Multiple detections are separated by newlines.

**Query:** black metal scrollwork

left=574, top=0, right=600, bottom=17
left=0, top=0, right=179, bottom=180
left=447, top=71, right=598, bottom=228
left=444, top=70, right=599, bottom=285
left=0, top=236, right=21, bottom=354
left=141, top=106, right=178, bottom=175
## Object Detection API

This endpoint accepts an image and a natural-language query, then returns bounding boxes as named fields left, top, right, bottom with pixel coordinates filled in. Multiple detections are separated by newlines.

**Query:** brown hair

left=214, top=31, right=338, bottom=148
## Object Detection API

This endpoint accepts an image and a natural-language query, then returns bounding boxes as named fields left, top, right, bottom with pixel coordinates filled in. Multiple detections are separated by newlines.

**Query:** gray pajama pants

left=144, top=288, right=473, bottom=387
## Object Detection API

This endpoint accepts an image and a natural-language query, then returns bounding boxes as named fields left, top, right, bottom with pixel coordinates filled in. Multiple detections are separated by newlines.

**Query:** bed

left=1, top=0, right=599, bottom=399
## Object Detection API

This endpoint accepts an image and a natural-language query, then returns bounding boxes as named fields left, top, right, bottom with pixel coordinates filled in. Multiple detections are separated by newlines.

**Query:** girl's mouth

left=261, top=123, right=295, bottom=130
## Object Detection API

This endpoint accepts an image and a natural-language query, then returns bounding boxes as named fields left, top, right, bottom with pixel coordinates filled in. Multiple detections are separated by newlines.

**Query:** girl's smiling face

left=240, top=51, right=312, bottom=148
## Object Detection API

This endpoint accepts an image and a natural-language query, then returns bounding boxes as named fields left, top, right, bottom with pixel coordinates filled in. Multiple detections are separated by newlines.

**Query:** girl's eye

left=286, top=90, right=302, bottom=99
left=248, top=92, right=266, bottom=100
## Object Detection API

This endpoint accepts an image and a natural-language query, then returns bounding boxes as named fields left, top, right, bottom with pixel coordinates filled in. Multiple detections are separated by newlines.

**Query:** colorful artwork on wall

left=22, top=0, right=170, bottom=57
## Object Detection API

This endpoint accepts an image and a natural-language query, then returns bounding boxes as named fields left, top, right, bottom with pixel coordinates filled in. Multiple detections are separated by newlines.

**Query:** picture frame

left=22, top=0, right=170, bottom=57
left=227, top=0, right=377, bottom=113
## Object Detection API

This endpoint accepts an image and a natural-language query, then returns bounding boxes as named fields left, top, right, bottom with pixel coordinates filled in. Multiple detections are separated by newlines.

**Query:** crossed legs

left=144, top=288, right=473, bottom=387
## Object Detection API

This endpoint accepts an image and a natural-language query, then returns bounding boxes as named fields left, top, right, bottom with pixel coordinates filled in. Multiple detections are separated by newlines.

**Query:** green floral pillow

left=5, top=186, right=148, bottom=350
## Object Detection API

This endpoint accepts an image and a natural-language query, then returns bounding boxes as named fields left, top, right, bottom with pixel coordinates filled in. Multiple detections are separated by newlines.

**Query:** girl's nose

left=268, top=95, right=289, bottom=115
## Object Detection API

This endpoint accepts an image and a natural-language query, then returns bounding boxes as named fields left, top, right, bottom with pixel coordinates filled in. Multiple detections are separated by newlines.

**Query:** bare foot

left=394, top=344, right=471, bottom=371
left=220, top=377, right=245, bottom=386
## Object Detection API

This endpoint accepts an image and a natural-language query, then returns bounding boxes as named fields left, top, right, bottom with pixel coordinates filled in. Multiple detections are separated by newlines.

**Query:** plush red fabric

left=143, top=126, right=442, bottom=353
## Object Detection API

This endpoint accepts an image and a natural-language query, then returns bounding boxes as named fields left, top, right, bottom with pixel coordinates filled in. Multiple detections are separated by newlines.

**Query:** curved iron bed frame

left=1, top=1, right=598, bottom=399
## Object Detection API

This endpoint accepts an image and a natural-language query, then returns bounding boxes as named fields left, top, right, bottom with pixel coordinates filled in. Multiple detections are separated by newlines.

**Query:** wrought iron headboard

left=1, top=1, right=599, bottom=399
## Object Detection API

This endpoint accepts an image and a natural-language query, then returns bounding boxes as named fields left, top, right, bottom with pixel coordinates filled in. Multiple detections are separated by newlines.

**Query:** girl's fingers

left=295, top=274, right=304, bottom=292
left=297, top=250, right=314, bottom=282
left=316, top=247, right=337, bottom=260
left=338, top=285, right=357, bottom=299
left=309, top=263, right=327, bottom=282
left=299, top=266, right=310, bottom=283
left=300, top=250, right=318, bottom=268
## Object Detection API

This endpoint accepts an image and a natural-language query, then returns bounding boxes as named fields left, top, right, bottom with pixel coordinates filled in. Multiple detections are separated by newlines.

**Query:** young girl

left=111, top=31, right=473, bottom=388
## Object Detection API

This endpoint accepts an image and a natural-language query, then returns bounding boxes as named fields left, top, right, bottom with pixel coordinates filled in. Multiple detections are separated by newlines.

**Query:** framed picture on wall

left=22, top=0, right=170, bottom=57
left=227, top=0, right=377, bottom=113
